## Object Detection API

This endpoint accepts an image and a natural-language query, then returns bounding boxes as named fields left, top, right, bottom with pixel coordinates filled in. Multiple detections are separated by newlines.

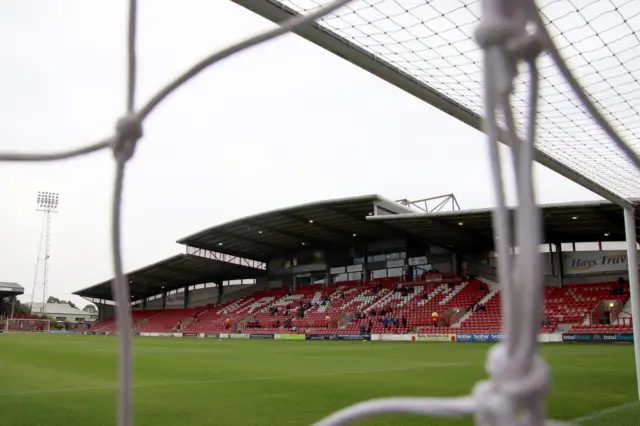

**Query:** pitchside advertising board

left=249, top=334, right=274, bottom=339
left=414, top=334, right=456, bottom=342
left=562, top=250, right=639, bottom=275
left=455, top=334, right=505, bottom=343
left=277, top=334, right=305, bottom=340
left=562, top=333, right=633, bottom=343
left=305, top=334, right=372, bottom=341
left=182, top=333, right=199, bottom=338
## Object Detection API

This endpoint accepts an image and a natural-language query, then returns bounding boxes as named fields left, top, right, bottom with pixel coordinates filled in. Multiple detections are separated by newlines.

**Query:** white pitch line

left=571, top=401, right=640, bottom=424
left=0, top=362, right=469, bottom=397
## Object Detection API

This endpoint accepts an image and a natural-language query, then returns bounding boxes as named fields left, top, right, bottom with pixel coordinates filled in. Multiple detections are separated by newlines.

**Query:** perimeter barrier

left=79, top=331, right=633, bottom=343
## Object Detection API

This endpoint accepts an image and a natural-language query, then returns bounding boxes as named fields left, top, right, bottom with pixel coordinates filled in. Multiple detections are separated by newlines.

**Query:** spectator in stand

left=401, top=315, right=407, bottom=329
left=175, top=320, right=181, bottom=331
left=275, top=319, right=281, bottom=328
left=394, top=318, right=400, bottom=329
left=431, top=311, right=439, bottom=328
left=325, top=314, right=331, bottom=326
left=378, top=308, right=386, bottom=316
left=383, top=317, right=390, bottom=328
left=224, top=318, right=231, bottom=329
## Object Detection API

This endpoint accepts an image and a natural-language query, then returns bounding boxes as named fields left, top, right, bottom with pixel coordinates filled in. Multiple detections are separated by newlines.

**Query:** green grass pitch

left=0, top=334, right=638, bottom=425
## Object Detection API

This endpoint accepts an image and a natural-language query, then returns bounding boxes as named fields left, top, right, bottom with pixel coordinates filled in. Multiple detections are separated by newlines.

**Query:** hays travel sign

left=563, top=250, right=639, bottom=275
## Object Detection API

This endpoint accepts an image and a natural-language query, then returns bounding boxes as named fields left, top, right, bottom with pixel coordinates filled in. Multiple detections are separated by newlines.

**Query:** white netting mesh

left=1, top=1, right=639, bottom=426
left=271, top=0, right=640, bottom=200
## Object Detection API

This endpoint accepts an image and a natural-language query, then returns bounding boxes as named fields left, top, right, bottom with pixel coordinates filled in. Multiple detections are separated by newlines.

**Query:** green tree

left=46, top=296, right=77, bottom=309
left=83, top=304, right=98, bottom=314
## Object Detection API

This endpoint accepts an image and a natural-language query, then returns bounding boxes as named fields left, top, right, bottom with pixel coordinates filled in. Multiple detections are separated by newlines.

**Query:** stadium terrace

left=70, top=194, right=639, bottom=337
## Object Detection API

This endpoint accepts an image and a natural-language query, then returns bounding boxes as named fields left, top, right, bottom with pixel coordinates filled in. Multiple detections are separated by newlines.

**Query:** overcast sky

left=0, top=0, right=601, bottom=308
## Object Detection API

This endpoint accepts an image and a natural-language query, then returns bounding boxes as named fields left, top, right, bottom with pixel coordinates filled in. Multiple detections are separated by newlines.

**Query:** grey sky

left=0, top=0, right=600, bottom=308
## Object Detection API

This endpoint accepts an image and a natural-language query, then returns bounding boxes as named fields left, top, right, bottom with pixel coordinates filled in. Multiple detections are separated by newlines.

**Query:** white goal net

left=2, top=318, right=51, bottom=334
left=243, top=0, right=640, bottom=203
left=0, top=1, right=639, bottom=426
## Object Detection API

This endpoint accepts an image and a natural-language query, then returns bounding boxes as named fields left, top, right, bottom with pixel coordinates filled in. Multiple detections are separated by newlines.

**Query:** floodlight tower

left=30, top=191, right=59, bottom=315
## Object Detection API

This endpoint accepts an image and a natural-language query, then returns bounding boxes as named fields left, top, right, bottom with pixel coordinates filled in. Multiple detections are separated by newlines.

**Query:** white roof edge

left=367, top=198, right=640, bottom=221
left=177, top=194, right=386, bottom=242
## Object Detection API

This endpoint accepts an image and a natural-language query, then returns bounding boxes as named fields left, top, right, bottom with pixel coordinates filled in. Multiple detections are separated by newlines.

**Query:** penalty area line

left=571, top=401, right=640, bottom=424
left=0, top=362, right=470, bottom=397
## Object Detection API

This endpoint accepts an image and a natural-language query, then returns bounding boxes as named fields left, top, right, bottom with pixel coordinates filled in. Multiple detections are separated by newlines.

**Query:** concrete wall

left=97, top=304, right=115, bottom=323
left=146, top=298, right=164, bottom=309
left=563, top=273, right=628, bottom=285
left=165, top=292, right=185, bottom=308
left=187, top=287, right=218, bottom=307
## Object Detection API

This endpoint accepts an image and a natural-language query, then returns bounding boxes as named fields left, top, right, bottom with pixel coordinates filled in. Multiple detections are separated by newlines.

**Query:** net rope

left=1, top=1, right=639, bottom=426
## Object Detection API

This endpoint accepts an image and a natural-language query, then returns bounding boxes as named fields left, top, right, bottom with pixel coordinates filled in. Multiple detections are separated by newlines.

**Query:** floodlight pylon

left=30, top=191, right=59, bottom=315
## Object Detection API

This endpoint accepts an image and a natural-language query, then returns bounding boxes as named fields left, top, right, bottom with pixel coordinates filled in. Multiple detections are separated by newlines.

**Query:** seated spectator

left=431, top=311, right=439, bottom=328
left=401, top=315, right=407, bottom=329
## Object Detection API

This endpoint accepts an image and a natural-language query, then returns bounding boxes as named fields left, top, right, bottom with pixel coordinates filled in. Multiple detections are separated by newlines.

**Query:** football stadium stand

left=72, top=195, right=638, bottom=338
left=78, top=278, right=632, bottom=336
